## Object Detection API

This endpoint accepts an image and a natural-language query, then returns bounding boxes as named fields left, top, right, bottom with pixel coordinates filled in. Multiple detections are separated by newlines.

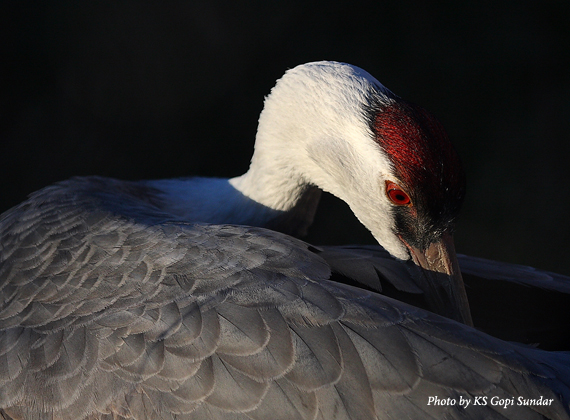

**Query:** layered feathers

left=0, top=177, right=569, bottom=419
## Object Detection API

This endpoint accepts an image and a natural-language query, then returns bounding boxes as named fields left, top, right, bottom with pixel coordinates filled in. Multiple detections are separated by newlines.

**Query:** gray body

left=0, top=176, right=569, bottom=419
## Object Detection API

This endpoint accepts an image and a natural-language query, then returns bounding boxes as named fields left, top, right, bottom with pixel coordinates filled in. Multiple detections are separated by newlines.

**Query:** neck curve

left=227, top=61, right=396, bottom=241
left=155, top=62, right=397, bottom=247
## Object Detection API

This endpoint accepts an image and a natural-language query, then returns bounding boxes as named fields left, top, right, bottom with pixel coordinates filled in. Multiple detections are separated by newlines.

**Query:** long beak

left=405, top=233, right=473, bottom=326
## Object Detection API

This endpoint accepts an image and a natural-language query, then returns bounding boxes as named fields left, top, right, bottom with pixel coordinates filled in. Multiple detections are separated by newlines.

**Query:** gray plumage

left=1, top=176, right=570, bottom=419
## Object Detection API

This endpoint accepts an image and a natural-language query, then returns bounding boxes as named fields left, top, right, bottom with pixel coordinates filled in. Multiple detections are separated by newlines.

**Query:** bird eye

left=385, top=181, right=411, bottom=206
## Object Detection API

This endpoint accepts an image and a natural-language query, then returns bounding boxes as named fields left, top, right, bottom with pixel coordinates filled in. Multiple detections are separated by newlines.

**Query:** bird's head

left=249, top=61, right=472, bottom=324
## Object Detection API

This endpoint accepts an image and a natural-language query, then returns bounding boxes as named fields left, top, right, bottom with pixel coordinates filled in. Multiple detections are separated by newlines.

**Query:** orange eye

left=386, top=181, right=411, bottom=206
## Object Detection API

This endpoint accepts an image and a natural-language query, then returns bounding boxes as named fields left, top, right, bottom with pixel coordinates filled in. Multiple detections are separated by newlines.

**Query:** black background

left=2, top=1, right=569, bottom=274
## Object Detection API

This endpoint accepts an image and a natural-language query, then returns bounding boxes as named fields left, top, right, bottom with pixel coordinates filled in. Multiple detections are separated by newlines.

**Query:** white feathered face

left=306, top=90, right=472, bottom=324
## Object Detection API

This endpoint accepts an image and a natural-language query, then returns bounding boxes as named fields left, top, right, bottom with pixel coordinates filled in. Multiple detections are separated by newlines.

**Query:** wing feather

left=0, top=178, right=569, bottom=419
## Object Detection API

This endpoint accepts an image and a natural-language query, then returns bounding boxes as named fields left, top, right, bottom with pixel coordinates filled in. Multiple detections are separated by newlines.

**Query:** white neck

left=151, top=62, right=410, bottom=259
left=231, top=62, right=392, bottom=208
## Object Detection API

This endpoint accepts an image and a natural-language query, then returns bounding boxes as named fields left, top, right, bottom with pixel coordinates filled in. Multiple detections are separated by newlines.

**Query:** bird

left=0, top=61, right=569, bottom=419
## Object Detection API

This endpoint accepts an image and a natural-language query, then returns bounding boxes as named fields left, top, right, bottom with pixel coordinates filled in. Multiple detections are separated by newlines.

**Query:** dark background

left=2, top=1, right=569, bottom=275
